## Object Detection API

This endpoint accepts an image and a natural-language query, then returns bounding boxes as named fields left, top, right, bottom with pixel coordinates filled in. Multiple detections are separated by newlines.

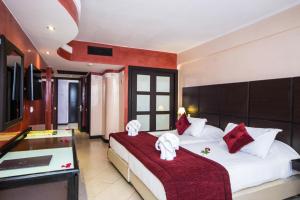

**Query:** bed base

left=108, top=148, right=300, bottom=200
left=107, top=147, right=130, bottom=182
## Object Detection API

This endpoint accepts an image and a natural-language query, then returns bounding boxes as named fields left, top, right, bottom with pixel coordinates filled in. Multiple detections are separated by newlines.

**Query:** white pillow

left=199, top=125, right=224, bottom=141
left=224, top=123, right=237, bottom=134
left=224, top=123, right=282, bottom=158
left=241, top=131, right=278, bottom=158
left=184, top=117, right=207, bottom=137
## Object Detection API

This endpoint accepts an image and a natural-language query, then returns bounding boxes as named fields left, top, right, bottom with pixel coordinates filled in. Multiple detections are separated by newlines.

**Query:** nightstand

left=292, top=159, right=300, bottom=171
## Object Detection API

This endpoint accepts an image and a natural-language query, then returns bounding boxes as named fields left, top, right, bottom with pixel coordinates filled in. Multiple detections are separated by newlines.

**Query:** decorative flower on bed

left=201, top=147, right=211, bottom=155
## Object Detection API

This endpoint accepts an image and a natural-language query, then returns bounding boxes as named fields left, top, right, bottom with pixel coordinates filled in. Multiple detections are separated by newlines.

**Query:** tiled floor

left=75, top=131, right=142, bottom=200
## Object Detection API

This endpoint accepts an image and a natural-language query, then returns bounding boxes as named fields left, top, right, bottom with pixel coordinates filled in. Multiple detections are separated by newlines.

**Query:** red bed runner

left=110, top=132, right=232, bottom=200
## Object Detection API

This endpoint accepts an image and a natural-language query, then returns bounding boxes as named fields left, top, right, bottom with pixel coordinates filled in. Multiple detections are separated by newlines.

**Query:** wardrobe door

left=128, top=67, right=177, bottom=132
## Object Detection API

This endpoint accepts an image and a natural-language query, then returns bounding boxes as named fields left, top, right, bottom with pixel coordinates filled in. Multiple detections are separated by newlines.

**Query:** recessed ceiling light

left=27, top=49, right=32, bottom=52
left=87, top=63, right=93, bottom=66
left=46, top=51, right=50, bottom=55
left=46, top=25, right=55, bottom=31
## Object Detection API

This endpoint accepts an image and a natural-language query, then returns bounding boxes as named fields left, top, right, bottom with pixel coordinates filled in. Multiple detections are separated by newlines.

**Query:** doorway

left=55, top=79, right=80, bottom=130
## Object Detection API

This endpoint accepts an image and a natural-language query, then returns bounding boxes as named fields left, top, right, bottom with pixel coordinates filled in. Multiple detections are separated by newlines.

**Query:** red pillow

left=175, top=114, right=191, bottom=135
left=223, top=123, right=254, bottom=153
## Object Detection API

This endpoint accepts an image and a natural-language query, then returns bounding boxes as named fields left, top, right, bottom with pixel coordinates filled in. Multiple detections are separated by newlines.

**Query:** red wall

left=58, top=40, right=177, bottom=69
left=0, top=1, right=47, bottom=132
left=58, top=40, right=178, bottom=127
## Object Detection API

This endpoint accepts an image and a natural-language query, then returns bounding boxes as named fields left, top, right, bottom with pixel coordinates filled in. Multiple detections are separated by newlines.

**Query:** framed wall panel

left=249, top=119, right=292, bottom=144
left=199, top=113, right=219, bottom=127
left=293, top=77, right=300, bottom=123
left=198, top=85, right=220, bottom=114
left=249, top=79, right=291, bottom=122
left=219, top=82, right=249, bottom=117
left=182, top=87, right=199, bottom=117
left=292, top=124, right=300, bottom=153
left=220, top=116, right=248, bottom=130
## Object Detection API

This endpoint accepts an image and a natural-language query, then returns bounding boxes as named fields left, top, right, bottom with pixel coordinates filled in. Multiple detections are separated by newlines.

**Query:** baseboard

left=101, top=137, right=109, bottom=143
left=89, top=135, right=102, bottom=139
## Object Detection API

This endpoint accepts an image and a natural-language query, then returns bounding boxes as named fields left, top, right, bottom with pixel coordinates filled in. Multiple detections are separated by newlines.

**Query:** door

left=68, top=83, right=79, bottom=123
left=52, top=79, right=58, bottom=129
left=78, top=77, right=89, bottom=132
left=128, top=66, right=178, bottom=132
left=78, top=79, right=82, bottom=130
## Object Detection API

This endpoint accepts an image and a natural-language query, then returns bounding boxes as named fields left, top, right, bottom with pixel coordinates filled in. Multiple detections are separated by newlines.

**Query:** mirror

left=0, top=35, right=24, bottom=131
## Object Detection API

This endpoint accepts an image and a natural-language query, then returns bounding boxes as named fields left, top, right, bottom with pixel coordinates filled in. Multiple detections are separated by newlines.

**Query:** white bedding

left=182, top=141, right=299, bottom=192
left=109, top=134, right=299, bottom=200
left=110, top=130, right=218, bottom=162
left=149, top=129, right=219, bottom=145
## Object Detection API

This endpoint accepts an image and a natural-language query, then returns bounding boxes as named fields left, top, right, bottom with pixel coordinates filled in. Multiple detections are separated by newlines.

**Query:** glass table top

left=0, top=130, right=76, bottom=179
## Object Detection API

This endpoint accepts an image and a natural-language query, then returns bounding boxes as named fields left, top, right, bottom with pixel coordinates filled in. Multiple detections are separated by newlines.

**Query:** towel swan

left=155, top=133, right=179, bottom=160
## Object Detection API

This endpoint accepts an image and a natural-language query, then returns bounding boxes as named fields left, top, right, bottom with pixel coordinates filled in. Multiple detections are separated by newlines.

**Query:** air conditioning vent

left=87, top=46, right=113, bottom=56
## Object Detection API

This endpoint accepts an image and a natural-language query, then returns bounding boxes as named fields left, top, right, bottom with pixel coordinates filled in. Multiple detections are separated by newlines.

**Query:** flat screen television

left=0, top=35, right=24, bottom=131
left=26, top=64, right=42, bottom=101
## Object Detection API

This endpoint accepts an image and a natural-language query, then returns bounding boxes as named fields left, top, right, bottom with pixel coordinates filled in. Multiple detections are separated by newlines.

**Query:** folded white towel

left=126, top=120, right=141, bottom=136
left=155, top=133, right=179, bottom=160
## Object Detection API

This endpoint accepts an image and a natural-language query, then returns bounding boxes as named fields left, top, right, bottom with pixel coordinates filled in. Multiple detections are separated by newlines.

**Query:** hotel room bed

left=108, top=133, right=300, bottom=200
left=108, top=77, right=300, bottom=200
left=109, top=129, right=217, bottom=163
left=108, top=130, right=210, bottom=181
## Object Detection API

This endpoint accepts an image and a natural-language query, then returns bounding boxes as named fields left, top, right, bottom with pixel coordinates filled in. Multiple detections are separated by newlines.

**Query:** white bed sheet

left=149, top=129, right=219, bottom=145
left=110, top=136, right=299, bottom=200
left=182, top=141, right=299, bottom=192
left=129, top=140, right=299, bottom=200
left=109, top=130, right=216, bottom=163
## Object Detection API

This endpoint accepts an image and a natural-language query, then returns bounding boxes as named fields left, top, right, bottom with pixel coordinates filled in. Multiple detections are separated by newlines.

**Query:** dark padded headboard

left=182, top=77, right=300, bottom=154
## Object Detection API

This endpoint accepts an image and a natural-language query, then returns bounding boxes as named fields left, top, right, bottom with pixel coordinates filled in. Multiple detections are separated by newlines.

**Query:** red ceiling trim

left=57, top=40, right=177, bottom=69
left=57, top=47, right=72, bottom=60
left=58, top=0, right=79, bottom=25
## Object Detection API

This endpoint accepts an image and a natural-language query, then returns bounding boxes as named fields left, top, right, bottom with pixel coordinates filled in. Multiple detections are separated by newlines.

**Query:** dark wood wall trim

left=45, top=68, right=52, bottom=130
left=183, top=77, right=300, bottom=154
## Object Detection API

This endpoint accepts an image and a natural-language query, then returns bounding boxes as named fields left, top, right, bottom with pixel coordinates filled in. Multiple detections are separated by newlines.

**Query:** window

left=128, top=67, right=177, bottom=131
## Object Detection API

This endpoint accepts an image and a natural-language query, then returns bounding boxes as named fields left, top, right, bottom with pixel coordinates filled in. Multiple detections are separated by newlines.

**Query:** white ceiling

left=76, top=0, right=300, bottom=53
left=3, top=0, right=300, bottom=72
left=3, top=0, right=122, bottom=73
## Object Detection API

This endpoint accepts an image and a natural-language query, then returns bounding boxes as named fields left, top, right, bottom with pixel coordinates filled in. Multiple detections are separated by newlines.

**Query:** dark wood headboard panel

left=182, top=77, right=300, bottom=153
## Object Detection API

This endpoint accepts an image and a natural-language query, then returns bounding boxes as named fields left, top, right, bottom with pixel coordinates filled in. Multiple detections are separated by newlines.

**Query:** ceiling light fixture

left=27, top=49, right=32, bottom=53
left=46, top=25, right=55, bottom=31
left=87, top=63, right=93, bottom=66
left=46, top=51, right=50, bottom=55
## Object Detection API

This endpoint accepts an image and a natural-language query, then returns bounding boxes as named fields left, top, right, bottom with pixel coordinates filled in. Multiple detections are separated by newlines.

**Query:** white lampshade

left=178, top=107, right=186, bottom=115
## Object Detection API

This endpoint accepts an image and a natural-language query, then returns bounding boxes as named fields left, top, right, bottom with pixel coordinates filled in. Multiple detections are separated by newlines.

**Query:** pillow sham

left=175, top=114, right=191, bottom=135
left=199, top=125, right=224, bottom=141
left=223, top=123, right=254, bottom=153
left=224, top=123, right=282, bottom=158
left=184, top=117, right=207, bottom=137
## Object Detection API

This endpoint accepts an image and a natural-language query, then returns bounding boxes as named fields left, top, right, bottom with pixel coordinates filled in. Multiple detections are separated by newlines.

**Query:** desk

left=0, top=130, right=79, bottom=200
